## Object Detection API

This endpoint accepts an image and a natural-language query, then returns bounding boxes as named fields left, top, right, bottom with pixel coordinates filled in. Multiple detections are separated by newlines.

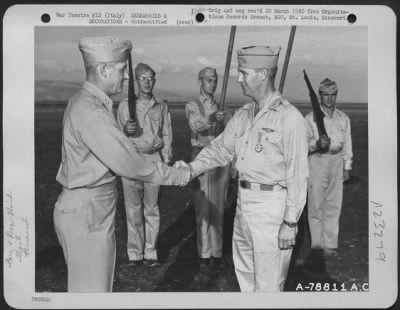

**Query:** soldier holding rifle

left=54, top=37, right=190, bottom=292
left=185, top=26, right=236, bottom=269
left=117, top=63, right=173, bottom=268
left=185, top=67, right=231, bottom=269
left=176, top=46, right=309, bottom=291
left=304, top=76, right=353, bottom=256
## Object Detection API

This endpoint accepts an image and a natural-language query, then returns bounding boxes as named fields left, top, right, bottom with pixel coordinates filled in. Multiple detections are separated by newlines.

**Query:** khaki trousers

left=121, top=152, right=162, bottom=260
left=53, top=181, right=117, bottom=292
left=308, top=153, right=343, bottom=249
left=193, top=164, right=230, bottom=258
left=232, top=187, right=292, bottom=292
left=121, top=177, right=160, bottom=260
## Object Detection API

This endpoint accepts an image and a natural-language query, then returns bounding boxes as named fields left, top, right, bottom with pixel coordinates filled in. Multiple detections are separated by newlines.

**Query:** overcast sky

left=35, top=26, right=367, bottom=103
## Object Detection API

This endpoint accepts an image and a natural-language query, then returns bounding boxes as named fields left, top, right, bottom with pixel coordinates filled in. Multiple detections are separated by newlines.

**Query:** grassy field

left=35, top=101, right=368, bottom=292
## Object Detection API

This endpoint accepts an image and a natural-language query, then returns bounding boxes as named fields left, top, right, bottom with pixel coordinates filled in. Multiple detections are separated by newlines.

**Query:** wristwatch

left=283, top=220, right=297, bottom=228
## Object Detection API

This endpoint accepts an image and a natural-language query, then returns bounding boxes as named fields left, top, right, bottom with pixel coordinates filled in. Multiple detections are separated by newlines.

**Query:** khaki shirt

left=117, top=97, right=172, bottom=163
left=56, top=81, right=187, bottom=189
left=185, top=95, right=231, bottom=148
left=305, top=108, right=353, bottom=170
left=190, top=91, right=309, bottom=223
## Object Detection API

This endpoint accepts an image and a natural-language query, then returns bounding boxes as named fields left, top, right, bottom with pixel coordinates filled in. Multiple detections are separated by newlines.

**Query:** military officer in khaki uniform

left=117, top=63, right=172, bottom=267
left=54, top=37, right=190, bottom=292
left=185, top=67, right=231, bottom=268
left=175, top=46, right=309, bottom=291
left=305, top=78, right=353, bottom=256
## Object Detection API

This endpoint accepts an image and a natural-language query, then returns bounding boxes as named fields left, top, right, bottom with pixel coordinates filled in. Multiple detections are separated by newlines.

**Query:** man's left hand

left=343, top=170, right=351, bottom=182
left=278, top=222, right=297, bottom=250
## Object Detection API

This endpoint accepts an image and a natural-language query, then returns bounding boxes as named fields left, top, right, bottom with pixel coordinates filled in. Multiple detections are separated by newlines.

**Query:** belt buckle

left=250, top=182, right=261, bottom=191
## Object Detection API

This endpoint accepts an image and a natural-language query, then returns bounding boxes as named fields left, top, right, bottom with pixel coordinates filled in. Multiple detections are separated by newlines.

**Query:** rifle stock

left=127, top=53, right=143, bottom=138
left=303, top=70, right=327, bottom=138
left=215, top=26, right=236, bottom=136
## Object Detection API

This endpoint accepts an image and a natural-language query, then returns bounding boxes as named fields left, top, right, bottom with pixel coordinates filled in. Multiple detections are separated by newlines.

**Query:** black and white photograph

left=3, top=4, right=397, bottom=309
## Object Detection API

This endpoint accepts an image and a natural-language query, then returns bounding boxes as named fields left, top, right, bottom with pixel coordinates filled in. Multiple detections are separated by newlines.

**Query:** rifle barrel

left=303, top=70, right=328, bottom=137
left=219, top=25, right=236, bottom=111
left=279, top=26, right=297, bottom=94
left=215, top=26, right=236, bottom=136
left=128, top=53, right=135, bottom=120
left=127, top=53, right=143, bottom=137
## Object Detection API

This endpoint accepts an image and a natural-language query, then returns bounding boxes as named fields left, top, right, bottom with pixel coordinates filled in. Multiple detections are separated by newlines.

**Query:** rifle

left=127, top=52, right=143, bottom=138
left=279, top=26, right=297, bottom=94
left=215, top=25, right=236, bottom=136
left=303, top=70, right=327, bottom=138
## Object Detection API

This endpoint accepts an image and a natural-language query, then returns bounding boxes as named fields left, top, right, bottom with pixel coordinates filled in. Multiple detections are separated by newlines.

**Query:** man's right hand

left=173, top=160, right=195, bottom=183
left=124, top=119, right=137, bottom=136
left=173, top=160, right=190, bottom=169
left=316, top=135, right=331, bottom=152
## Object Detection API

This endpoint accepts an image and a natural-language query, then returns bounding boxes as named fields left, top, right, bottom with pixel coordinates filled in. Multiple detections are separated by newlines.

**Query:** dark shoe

left=198, top=258, right=210, bottom=268
left=211, top=257, right=228, bottom=269
left=122, top=259, right=143, bottom=267
left=143, top=259, right=161, bottom=267
left=323, top=248, right=338, bottom=257
left=295, top=257, right=306, bottom=267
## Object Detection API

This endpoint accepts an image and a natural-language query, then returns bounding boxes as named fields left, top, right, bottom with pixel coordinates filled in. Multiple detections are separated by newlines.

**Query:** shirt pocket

left=261, top=129, right=282, bottom=152
left=233, top=128, right=246, bottom=141
left=263, top=129, right=282, bottom=145
left=233, top=128, right=247, bottom=152
left=149, top=110, right=163, bottom=136
left=148, top=107, right=162, bottom=123
left=261, top=130, right=284, bottom=166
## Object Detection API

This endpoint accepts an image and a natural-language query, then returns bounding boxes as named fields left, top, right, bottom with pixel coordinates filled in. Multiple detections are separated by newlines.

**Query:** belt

left=239, top=180, right=282, bottom=191
left=137, top=148, right=160, bottom=155
left=309, top=149, right=342, bottom=156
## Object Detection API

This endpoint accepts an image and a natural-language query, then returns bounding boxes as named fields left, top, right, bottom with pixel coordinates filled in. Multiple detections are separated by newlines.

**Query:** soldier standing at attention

left=117, top=63, right=172, bottom=267
left=185, top=67, right=231, bottom=269
left=305, top=78, right=353, bottom=256
left=54, top=37, right=190, bottom=292
left=175, top=46, right=309, bottom=291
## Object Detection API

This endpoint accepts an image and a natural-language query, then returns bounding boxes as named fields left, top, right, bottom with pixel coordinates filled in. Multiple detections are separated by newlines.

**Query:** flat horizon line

left=35, top=100, right=368, bottom=106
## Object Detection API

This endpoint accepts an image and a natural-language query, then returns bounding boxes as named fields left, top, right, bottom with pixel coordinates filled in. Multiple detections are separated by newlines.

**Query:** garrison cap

left=319, top=78, right=338, bottom=94
left=135, top=63, right=156, bottom=78
left=237, top=46, right=281, bottom=69
left=79, top=36, right=132, bottom=65
left=198, top=67, right=217, bottom=79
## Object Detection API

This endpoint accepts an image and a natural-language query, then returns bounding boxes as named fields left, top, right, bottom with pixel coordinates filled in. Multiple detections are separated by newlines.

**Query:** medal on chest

left=254, top=131, right=263, bottom=153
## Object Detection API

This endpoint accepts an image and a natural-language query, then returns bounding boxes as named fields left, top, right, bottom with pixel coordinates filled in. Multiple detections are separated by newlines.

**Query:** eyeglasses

left=137, top=76, right=155, bottom=82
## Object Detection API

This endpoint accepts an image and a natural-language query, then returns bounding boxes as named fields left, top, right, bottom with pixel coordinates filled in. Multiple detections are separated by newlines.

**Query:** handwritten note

left=4, top=191, right=30, bottom=268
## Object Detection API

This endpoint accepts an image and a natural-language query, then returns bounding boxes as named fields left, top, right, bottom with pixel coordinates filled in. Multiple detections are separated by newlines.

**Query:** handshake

left=173, top=160, right=196, bottom=186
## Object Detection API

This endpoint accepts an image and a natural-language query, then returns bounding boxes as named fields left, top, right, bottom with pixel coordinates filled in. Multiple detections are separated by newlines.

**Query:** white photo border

left=3, top=4, right=397, bottom=309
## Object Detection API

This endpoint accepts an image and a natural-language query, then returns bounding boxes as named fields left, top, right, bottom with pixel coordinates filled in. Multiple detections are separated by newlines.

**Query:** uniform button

left=245, top=141, right=248, bottom=144
left=241, top=157, right=244, bottom=160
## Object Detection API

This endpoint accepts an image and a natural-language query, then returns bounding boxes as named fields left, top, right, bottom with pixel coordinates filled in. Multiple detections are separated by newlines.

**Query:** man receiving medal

left=175, top=46, right=309, bottom=291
